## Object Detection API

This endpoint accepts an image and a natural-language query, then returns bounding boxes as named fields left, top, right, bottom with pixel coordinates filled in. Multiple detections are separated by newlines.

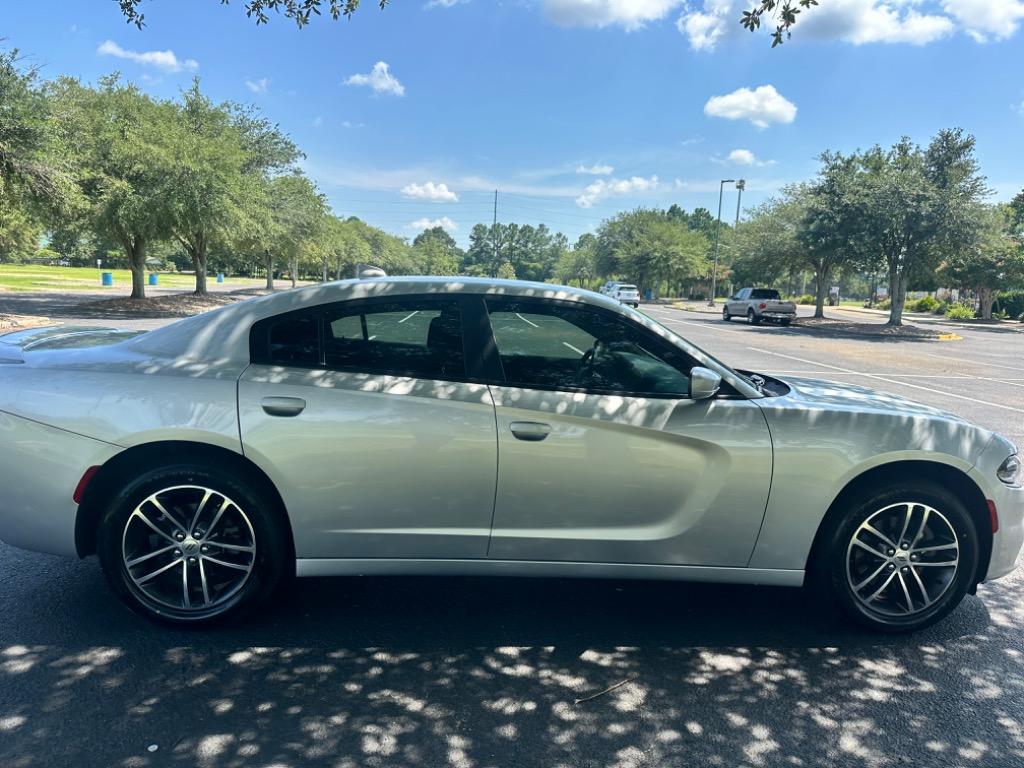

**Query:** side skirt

left=296, top=558, right=805, bottom=587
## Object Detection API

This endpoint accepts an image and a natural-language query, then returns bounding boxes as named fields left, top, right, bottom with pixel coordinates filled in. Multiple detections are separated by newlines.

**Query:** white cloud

left=704, top=85, right=797, bottom=128
left=97, top=40, right=198, bottom=72
left=245, top=78, right=269, bottom=94
left=312, top=116, right=324, bottom=128
left=727, top=149, right=757, bottom=165
left=678, top=0, right=956, bottom=50
left=942, top=0, right=1024, bottom=42
left=345, top=61, right=405, bottom=96
left=425, top=0, right=466, bottom=7
left=576, top=175, right=659, bottom=207
left=410, top=216, right=458, bottom=231
left=543, top=0, right=684, bottom=30
left=401, top=181, right=459, bottom=202
left=576, top=163, right=614, bottom=175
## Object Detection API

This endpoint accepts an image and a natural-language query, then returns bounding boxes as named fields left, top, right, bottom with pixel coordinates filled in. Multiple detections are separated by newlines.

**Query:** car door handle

left=509, top=421, right=551, bottom=442
left=261, top=396, right=306, bottom=417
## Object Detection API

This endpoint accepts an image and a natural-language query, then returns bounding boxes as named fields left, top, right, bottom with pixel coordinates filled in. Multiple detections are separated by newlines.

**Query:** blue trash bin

left=216, top=273, right=225, bottom=284
left=101, top=272, right=113, bottom=287
left=645, top=289, right=653, bottom=301
left=148, top=273, right=158, bottom=286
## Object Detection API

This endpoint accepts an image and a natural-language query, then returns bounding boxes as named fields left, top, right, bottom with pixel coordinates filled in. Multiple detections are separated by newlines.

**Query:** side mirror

left=690, top=366, right=722, bottom=401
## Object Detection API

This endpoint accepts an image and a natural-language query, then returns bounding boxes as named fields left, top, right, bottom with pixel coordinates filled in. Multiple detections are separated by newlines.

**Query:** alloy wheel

left=121, top=485, right=256, bottom=613
left=845, top=501, right=959, bottom=618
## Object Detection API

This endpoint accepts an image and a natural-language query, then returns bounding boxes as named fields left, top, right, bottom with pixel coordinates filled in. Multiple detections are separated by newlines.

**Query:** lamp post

left=708, top=179, right=735, bottom=307
left=728, top=179, right=745, bottom=299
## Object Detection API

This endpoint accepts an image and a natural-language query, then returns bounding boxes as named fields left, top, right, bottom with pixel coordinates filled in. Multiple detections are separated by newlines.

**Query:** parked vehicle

left=609, top=283, right=640, bottom=308
left=599, top=280, right=619, bottom=296
left=724, top=288, right=797, bottom=325
left=0, top=277, right=1020, bottom=631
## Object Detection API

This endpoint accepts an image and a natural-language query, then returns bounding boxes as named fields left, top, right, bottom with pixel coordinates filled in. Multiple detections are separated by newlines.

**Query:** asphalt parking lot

left=2, top=300, right=1023, bottom=768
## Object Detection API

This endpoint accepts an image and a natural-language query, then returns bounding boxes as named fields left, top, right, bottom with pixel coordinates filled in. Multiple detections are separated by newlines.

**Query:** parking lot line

left=398, top=311, right=419, bottom=324
left=562, top=341, right=585, bottom=355
left=920, top=351, right=1024, bottom=373
left=750, top=348, right=1024, bottom=414
left=515, top=312, right=540, bottom=328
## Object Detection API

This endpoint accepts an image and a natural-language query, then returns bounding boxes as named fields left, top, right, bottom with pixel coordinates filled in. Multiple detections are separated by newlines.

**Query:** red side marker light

left=73, top=466, right=101, bottom=504
left=987, top=499, right=999, bottom=534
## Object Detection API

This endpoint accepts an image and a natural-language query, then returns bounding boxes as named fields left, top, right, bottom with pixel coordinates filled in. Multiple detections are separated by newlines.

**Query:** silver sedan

left=0, top=277, right=1021, bottom=631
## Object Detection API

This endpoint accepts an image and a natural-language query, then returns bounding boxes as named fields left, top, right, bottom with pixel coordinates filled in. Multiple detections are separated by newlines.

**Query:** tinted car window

left=266, top=314, right=319, bottom=366
left=749, top=289, right=781, bottom=300
left=485, top=300, right=691, bottom=396
left=323, top=300, right=465, bottom=379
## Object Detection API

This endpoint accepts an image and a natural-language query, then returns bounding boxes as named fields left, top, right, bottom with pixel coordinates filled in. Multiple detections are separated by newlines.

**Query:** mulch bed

left=0, top=314, right=53, bottom=332
left=791, top=317, right=950, bottom=339
left=76, top=290, right=261, bottom=319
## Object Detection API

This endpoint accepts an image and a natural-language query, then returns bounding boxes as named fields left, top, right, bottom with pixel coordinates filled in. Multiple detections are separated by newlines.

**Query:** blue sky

left=5, top=0, right=1024, bottom=245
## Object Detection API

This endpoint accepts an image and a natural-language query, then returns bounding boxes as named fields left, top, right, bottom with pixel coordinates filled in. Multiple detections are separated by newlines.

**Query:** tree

left=732, top=196, right=805, bottom=292
left=940, top=207, right=1024, bottom=319
left=116, top=0, right=387, bottom=28
left=264, top=172, right=328, bottom=289
left=742, top=1, right=820, bottom=47
left=496, top=260, right=517, bottom=280
left=850, top=130, right=988, bottom=326
left=51, top=76, right=178, bottom=299
left=413, top=226, right=460, bottom=276
left=167, top=81, right=257, bottom=295
left=556, top=233, right=597, bottom=287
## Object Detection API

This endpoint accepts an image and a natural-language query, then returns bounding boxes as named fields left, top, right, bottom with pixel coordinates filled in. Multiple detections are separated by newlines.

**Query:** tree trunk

left=289, top=257, right=298, bottom=288
left=887, top=262, right=906, bottom=326
left=265, top=251, right=275, bottom=291
left=813, top=263, right=829, bottom=319
left=979, top=287, right=994, bottom=320
left=192, top=236, right=208, bottom=296
left=126, top=236, right=146, bottom=300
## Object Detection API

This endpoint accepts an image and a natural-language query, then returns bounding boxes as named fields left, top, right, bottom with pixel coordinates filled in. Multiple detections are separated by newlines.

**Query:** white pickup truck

left=723, top=288, right=796, bottom=326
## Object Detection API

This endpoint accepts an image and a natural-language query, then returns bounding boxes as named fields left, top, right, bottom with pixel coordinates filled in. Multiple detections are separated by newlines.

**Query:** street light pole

left=729, top=179, right=745, bottom=299
left=708, top=179, right=734, bottom=307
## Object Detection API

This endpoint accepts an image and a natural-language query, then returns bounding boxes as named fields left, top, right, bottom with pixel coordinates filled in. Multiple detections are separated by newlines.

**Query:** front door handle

left=261, top=396, right=306, bottom=417
left=509, top=421, right=551, bottom=442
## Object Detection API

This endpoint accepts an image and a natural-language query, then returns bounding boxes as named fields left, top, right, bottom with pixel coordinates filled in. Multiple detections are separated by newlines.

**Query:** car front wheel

left=722, top=307, right=731, bottom=321
left=97, top=463, right=289, bottom=626
left=818, top=482, right=978, bottom=632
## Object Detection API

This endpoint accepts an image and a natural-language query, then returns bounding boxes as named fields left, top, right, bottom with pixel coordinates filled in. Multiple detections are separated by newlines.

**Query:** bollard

left=101, top=272, right=114, bottom=287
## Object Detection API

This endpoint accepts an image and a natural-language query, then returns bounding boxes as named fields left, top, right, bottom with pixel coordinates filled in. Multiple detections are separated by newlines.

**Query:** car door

left=482, top=298, right=773, bottom=567
left=238, top=296, right=498, bottom=560
left=727, top=288, right=749, bottom=315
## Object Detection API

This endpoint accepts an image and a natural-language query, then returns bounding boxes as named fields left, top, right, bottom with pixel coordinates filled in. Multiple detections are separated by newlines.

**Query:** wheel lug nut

left=188, top=556, right=197, bottom=565
left=175, top=532, right=185, bottom=541
left=901, top=542, right=909, bottom=550
left=888, top=564, right=896, bottom=570
left=173, top=550, right=182, bottom=557
left=887, top=549, right=895, bottom=556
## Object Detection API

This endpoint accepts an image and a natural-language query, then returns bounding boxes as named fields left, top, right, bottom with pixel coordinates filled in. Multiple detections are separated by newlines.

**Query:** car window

left=266, top=314, right=319, bottom=366
left=323, top=300, right=465, bottom=379
left=485, top=300, right=691, bottom=396
left=750, top=289, right=781, bottom=300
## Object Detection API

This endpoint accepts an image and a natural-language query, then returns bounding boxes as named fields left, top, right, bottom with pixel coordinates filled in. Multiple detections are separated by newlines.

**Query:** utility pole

left=730, top=179, right=745, bottom=299
left=709, top=179, right=735, bottom=307
left=492, top=189, right=499, bottom=276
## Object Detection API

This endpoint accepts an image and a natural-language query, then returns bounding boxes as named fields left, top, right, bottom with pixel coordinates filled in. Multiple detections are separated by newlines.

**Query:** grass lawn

left=0, top=264, right=266, bottom=292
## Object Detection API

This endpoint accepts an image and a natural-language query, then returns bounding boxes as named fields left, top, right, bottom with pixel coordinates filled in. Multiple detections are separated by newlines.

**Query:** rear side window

left=323, top=300, right=465, bottom=379
left=750, top=289, right=781, bottom=300
left=266, top=314, right=319, bottom=366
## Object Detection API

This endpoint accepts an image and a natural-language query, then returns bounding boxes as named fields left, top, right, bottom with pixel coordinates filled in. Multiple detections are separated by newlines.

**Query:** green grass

left=0, top=264, right=265, bottom=292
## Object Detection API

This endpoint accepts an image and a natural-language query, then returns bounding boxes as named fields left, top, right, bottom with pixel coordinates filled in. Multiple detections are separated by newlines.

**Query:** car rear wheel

left=817, top=481, right=978, bottom=632
left=97, top=463, right=289, bottom=626
left=747, top=308, right=761, bottom=325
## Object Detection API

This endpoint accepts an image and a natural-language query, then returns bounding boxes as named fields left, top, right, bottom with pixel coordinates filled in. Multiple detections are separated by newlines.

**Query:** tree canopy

left=116, top=0, right=388, bottom=28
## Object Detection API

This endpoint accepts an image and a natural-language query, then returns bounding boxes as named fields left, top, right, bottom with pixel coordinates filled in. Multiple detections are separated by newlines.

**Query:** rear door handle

left=261, top=396, right=306, bottom=417
left=509, top=421, right=551, bottom=442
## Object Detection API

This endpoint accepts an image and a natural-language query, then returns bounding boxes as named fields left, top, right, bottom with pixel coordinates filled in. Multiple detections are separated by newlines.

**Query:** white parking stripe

left=920, top=351, right=1023, bottom=373
left=648, top=314, right=749, bottom=335
left=750, top=348, right=1024, bottom=414
left=397, top=311, right=419, bottom=324
left=515, top=312, right=540, bottom=328
left=562, top=341, right=585, bottom=355
left=768, top=371, right=975, bottom=379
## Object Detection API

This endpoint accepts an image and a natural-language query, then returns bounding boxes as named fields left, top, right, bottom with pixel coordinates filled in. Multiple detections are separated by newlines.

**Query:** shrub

left=792, top=293, right=815, bottom=305
left=911, top=295, right=940, bottom=313
left=996, top=290, right=1024, bottom=320
left=875, top=298, right=891, bottom=310
left=945, top=303, right=976, bottom=320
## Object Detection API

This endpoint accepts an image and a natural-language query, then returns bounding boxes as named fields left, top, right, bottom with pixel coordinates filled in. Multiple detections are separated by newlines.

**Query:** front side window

left=323, top=300, right=465, bottom=379
left=485, top=300, right=691, bottom=396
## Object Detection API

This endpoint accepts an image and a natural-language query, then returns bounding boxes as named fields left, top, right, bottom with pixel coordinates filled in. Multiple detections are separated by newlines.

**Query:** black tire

left=780, top=318, right=792, bottom=327
left=747, top=308, right=762, bottom=325
left=722, top=307, right=731, bottom=322
left=813, top=481, right=978, bottom=633
left=97, top=462, right=289, bottom=627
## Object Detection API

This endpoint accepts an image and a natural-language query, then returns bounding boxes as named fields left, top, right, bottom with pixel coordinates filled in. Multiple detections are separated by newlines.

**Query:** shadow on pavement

left=2, top=545, right=1022, bottom=768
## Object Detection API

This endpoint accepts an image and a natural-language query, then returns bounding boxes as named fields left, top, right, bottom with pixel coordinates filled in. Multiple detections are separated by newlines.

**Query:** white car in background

left=609, top=283, right=640, bottom=308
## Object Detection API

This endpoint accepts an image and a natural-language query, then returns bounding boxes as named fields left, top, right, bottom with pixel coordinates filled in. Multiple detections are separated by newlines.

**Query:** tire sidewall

left=822, top=482, right=978, bottom=632
left=97, top=463, right=288, bottom=626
